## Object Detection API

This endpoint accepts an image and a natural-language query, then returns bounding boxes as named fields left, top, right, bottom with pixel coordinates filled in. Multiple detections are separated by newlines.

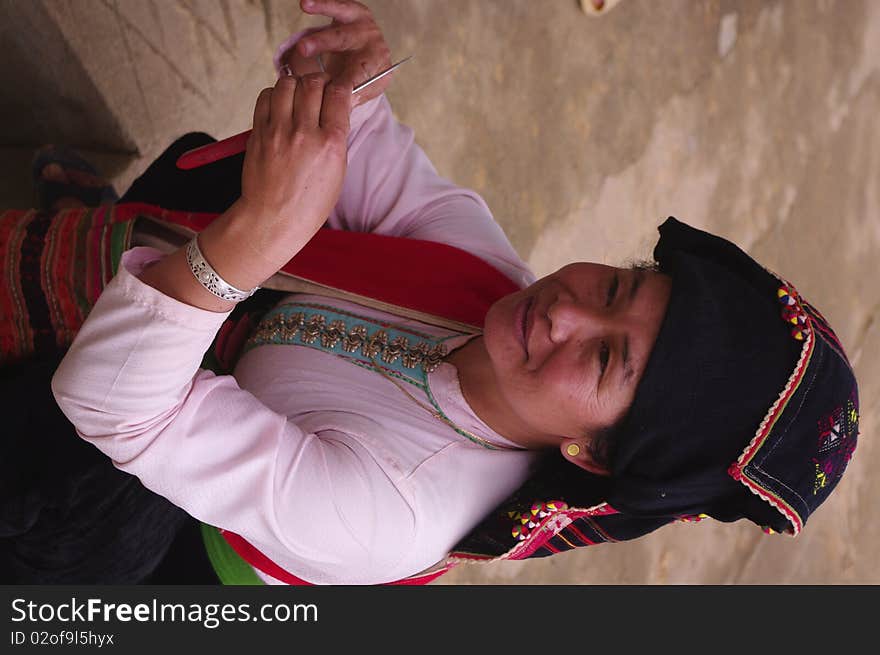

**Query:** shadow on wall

left=0, top=0, right=137, bottom=154
left=0, top=1, right=139, bottom=207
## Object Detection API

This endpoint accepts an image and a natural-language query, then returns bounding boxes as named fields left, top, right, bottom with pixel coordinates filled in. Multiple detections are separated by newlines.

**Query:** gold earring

left=566, top=443, right=581, bottom=457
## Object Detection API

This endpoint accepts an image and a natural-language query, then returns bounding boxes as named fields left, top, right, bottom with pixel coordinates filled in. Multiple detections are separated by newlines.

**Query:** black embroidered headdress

left=452, top=217, right=859, bottom=563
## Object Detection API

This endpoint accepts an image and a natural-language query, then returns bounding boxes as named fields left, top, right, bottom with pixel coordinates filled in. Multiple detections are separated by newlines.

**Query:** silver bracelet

left=185, top=236, right=258, bottom=303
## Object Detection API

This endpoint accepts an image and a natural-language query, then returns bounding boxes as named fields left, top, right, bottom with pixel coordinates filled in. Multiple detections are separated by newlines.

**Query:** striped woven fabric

left=0, top=206, right=135, bottom=366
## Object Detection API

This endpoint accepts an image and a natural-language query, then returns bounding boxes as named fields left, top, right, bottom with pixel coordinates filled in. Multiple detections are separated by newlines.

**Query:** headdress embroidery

left=813, top=395, right=858, bottom=495
left=510, top=501, right=569, bottom=541
left=777, top=285, right=811, bottom=341
left=729, top=277, right=858, bottom=536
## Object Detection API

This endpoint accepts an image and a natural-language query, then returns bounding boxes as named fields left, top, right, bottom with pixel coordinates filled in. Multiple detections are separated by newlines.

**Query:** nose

left=547, top=294, right=609, bottom=344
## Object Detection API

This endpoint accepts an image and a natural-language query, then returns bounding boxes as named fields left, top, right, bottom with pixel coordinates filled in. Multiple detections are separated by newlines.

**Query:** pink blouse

left=52, top=90, right=540, bottom=585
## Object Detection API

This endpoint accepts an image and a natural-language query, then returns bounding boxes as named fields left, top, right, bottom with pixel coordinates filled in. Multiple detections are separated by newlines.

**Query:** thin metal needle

left=352, top=55, right=413, bottom=94
left=175, top=55, right=414, bottom=170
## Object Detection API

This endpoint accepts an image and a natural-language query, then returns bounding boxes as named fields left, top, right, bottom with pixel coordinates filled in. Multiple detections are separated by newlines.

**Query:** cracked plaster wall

left=1, top=0, right=877, bottom=583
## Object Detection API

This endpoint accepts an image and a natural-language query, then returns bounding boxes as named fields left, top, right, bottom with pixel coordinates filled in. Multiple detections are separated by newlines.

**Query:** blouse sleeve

left=51, top=248, right=419, bottom=585
left=274, top=28, right=535, bottom=289
left=330, top=95, right=535, bottom=289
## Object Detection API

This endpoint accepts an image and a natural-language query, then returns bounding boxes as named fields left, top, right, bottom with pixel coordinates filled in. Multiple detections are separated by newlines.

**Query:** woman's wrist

left=185, top=236, right=259, bottom=303
left=136, top=201, right=311, bottom=313
left=137, top=246, right=239, bottom=314
left=209, top=198, right=318, bottom=278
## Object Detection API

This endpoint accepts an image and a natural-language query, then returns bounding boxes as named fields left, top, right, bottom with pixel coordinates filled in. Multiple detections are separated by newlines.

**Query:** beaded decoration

left=509, top=501, right=570, bottom=541
left=243, top=303, right=514, bottom=451
left=245, top=305, right=448, bottom=373
left=777, top=285, right=811, bottom=341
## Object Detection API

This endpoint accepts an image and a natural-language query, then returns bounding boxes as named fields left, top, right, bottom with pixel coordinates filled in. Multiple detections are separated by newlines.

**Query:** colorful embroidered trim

left=728, top=277, right=816, bottom=536
left=812, top=394, right=858, bottom=495
left=679, top=513, right=709, bottom=523
left=448, top=503, right=621, bottom=565
left=244, top=302, right=449, bottom=377
left=509, top=501, right=570, bottom=541
left=777, top=285, right=811, bottom=341
left=244, top=303, right=506, bottom=451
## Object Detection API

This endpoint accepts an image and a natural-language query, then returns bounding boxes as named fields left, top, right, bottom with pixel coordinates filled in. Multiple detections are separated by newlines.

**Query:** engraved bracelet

left=185, top=236, right=258, bottom=303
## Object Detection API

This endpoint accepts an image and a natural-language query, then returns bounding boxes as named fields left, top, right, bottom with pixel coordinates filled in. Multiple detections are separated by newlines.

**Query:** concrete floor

left=2, top=0, right=878, bottom=584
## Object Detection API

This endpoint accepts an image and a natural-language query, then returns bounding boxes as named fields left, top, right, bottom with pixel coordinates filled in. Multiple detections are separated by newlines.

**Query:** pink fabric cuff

left=118, top=247, right=233, bottom=329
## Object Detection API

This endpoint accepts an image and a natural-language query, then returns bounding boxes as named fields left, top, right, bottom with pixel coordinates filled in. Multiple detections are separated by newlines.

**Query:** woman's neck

left=445, top=337, right=545, bottom=450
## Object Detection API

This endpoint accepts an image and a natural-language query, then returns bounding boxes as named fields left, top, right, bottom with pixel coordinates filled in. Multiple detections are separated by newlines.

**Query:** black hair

left=586, top=423, right=618, bottom=470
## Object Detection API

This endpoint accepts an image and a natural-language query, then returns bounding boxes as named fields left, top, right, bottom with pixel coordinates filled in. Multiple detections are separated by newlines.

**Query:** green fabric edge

left=199, top=523, right=265, bottom=586
left=109, top=218, right=131, bottom=276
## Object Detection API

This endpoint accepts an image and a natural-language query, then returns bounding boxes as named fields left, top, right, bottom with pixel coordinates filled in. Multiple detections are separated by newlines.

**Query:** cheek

left=536, top=352, right=592, bottom=416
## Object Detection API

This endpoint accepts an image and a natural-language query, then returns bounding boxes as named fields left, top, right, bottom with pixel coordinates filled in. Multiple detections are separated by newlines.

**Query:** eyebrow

left=620, top=271, right=644, bottom=386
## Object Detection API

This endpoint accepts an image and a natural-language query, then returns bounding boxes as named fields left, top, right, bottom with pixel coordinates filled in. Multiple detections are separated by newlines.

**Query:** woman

left=6, top=0, right=858, bottom=584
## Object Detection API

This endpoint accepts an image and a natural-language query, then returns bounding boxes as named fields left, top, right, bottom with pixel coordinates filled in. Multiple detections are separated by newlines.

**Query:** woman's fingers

left=279, top=40, right=324, bottom=77
left=320, top=80, right=353, bottom=136
left=258, top=71, right=349, bottom=135
left=298, top=21, right=372, bottom=57
left=299, top=0, right=369, bottom=25
left=252, top=87, right=273, bottom=128
left=293, top=73, right=331, bottom=130
left=269, top=75, right=297, bottom=131
left=293, top=0, right=390, bottom=108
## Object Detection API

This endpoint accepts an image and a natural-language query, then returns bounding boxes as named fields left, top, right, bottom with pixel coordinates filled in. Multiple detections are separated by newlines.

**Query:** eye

left=606, top=272, right=619, bottom=307
left=598, top=340, right=610, bottom=378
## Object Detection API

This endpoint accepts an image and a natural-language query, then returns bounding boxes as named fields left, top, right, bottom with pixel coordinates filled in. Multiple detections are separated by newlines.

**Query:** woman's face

left=482, top=263, right=672, bottom=450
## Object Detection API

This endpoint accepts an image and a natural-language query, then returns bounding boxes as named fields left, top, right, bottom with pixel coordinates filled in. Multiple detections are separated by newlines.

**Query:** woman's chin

left=483, top=295, right=526, bottom=367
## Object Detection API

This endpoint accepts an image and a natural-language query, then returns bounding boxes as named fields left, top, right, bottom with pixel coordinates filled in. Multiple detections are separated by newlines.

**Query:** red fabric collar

left=124, top=202, right=520, bottom=327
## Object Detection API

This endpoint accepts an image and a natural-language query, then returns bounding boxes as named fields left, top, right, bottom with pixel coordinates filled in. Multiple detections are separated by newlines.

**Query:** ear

left=560, top=439, right=610, bottom=477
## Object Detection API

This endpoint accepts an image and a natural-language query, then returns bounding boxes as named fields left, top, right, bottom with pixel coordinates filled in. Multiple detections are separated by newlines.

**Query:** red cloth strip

left=118, top=202, right=521, bottom=327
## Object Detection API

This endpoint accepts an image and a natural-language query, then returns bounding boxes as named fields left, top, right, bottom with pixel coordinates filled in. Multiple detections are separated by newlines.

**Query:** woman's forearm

left=136, top=200, right=315, bottom=313
left=137, top=48, right=356, bottom=311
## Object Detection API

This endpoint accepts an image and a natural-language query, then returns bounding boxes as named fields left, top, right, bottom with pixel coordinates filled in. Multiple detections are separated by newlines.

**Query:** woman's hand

left=237, top=71, right=352, bottom=247
left=281, top=0, right=393, bottom=108
left=137, top=73, right=352, bottom=313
